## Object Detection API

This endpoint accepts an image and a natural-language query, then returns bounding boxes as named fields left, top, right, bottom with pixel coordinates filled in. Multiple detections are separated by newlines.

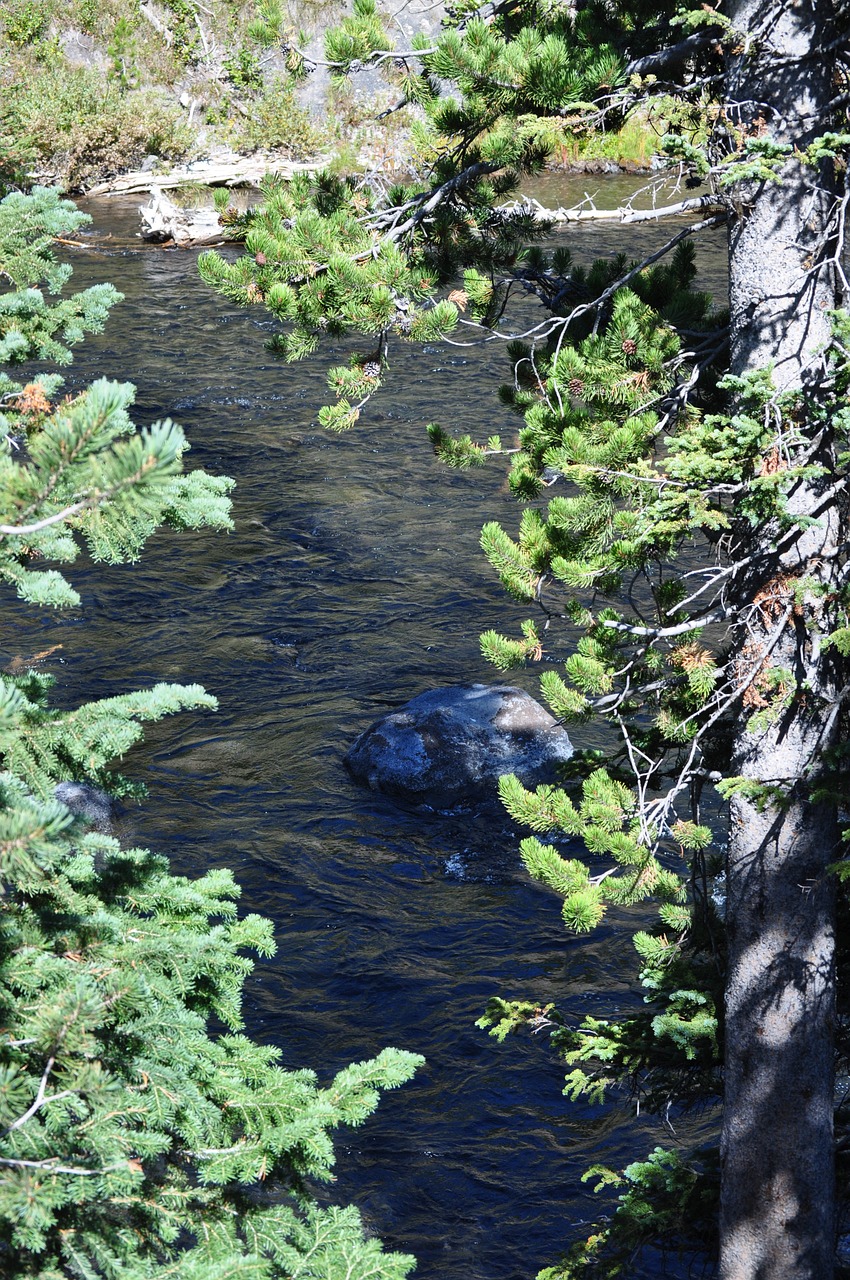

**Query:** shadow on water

left=2, top=177, right=726, bottom=1279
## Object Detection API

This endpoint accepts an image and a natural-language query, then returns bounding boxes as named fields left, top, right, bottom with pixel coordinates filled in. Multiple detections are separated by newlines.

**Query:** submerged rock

left=54, top=781, right=115, bottom=832
left=345, top=682, right=573, bottom=809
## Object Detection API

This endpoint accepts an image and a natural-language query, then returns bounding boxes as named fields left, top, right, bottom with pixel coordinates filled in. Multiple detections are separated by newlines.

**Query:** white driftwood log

left=498, top=192, right=726, bottom=224
left=87, top=155, right=325, bottom=197
left=139, top=188, right=225, bottom=247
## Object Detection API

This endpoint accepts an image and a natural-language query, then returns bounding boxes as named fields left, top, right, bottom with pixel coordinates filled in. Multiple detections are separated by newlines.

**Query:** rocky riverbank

left=1, top=0, right=658, bottom=196
left=0, top=0, right=443, bottom=193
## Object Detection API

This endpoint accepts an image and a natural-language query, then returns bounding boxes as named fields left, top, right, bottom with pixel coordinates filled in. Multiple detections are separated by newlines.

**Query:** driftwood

left=87, top=154, right=325, bottom=197
left=499, top=192, right=727, bottom=224
left=139, top=188, right=227, bottom=247
left=124, top=164, right=725, bottom=247
left=138, top=1, right=173, bottom=44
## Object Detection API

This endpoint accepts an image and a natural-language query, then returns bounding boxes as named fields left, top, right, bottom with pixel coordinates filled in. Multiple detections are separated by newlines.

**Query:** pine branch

left=600, top=611, right=725, bottom=639
left=4, top=1054, right=76, bottom=1134
left=0, top=1157, right=129, bottom=1176
left=1, top=497, right=115, bottom=537
left=371, top=160, right=504, bottom=240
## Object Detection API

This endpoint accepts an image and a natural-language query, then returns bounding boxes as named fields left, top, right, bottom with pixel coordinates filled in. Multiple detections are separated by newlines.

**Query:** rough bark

left=719, top=0, right=844, bottom=1276
left=725, top=3, right=839, bottom=390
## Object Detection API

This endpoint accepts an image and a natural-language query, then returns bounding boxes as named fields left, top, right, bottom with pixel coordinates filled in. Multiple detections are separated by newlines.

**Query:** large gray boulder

left=345, top=683, right=573, bottom=809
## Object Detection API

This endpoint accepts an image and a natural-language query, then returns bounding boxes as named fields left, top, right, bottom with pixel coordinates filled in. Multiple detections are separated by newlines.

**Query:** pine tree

left=0, top=189, right=422, bottom=1279
left=201, top=1, right=850, bottom=1275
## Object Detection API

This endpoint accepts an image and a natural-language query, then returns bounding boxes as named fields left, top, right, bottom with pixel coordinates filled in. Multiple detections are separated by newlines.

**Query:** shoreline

left=75, top=150, right=660, bottom=200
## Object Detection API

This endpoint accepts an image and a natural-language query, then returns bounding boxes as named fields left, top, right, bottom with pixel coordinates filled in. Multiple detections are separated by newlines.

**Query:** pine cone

left=568, top=377, right=585, bottom=396
left=621, top=338, right=638, bottom=355
left=361, top=361, right=381, bottom=379
left=255, top=251, right=267, bottom=266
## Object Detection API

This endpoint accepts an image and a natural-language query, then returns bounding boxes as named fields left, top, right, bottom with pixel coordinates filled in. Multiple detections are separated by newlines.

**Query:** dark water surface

left=4, top=177, right=726, bottom=1279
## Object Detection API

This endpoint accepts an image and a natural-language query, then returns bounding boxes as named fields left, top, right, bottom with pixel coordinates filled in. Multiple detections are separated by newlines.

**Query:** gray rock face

left=345, top=683, right=573, bottom=808
left=56, top=28, right=107, bottom=71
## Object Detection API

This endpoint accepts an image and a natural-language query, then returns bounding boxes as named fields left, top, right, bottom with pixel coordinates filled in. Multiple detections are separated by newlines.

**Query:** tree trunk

left=719, top=0, right=844, bottom=1276
left=722, top=778, right=839, bottom=1279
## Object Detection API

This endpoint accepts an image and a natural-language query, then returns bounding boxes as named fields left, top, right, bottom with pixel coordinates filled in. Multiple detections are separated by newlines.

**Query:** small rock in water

left=345, top=682, right=573, bottom=810
left=54, top=781, right=114, bottom=833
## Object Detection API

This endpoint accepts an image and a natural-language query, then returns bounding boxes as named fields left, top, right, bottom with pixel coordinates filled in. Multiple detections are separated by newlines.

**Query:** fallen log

left=87, top=154, right=326, bottom=197
left=498, top=192, right=727, bottom=223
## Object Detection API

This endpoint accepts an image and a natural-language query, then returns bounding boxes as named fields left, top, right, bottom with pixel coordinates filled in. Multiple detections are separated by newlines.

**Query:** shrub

left=70, top=0, right=100, bottom=34
left=0, top=66, right=194, bottom=188
left=234, top=75, right=325, bottom=156
left=108, top=14, right=141, bottom=90
left=223, top=46, right=264, bottom=91
left=2, top=0, right=55, bottom=47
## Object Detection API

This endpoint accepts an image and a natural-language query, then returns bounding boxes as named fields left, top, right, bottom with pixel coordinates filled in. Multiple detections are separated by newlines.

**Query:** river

left=3, top=174, right=727, bottom=1279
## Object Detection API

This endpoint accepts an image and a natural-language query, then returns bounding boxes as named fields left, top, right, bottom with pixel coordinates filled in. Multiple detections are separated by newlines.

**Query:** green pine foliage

left=0, top=671, right=217, bottom=798
left=324, top=0, right=662, bottom=123
left=325, top=0, right=391, bottom=70
left=199, top=23, right=568, bottom=425
left=0, top=189, right=118, bottom=372
left=537, top=1148, right=716, bottom=1280
left=0, top=189, right=233, bottom=608
left=466, top=262, right=850, bottom=1271
left=0, top=376, right=234, bottom=607
left=1, top=191, right=422, bottom=1279
left=499, top=767, right=689, bottom=928
left=198, top=6, right=732, bottom=1266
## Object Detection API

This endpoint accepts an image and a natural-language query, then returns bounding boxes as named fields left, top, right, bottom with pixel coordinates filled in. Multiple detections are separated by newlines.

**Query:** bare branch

left=624, top=31, right=721, bottom=80
left=601, top=610, right=726, bottom=639
left=0, top=501, right=91, bottom=537
left=285, top=41, right=437, bottom=71
left=369, top=160, right=504, bottom=241
left=500, top=193, right=728, bottom=225
left=0, top=1156, right=128, bottom=1176
left=3, top=1055, right=75, bottom=1134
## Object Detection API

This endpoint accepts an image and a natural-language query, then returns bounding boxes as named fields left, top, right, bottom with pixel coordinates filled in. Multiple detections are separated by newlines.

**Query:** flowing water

left=4, top=175, right=727, bottom=1279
